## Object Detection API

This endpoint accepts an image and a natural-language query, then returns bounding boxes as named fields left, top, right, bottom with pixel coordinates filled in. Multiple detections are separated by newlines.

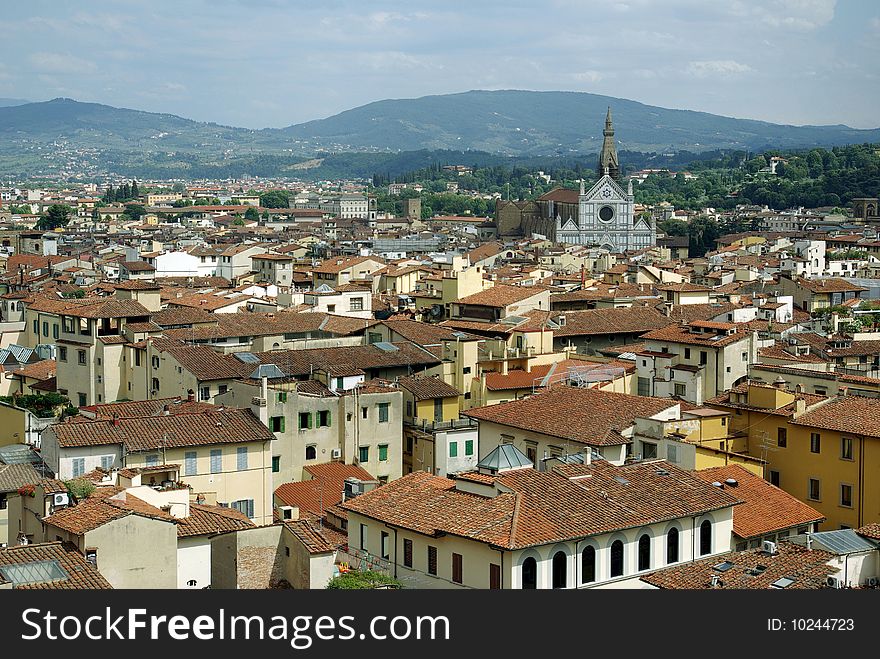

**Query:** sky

left=1, top=0, right=878, bottom=130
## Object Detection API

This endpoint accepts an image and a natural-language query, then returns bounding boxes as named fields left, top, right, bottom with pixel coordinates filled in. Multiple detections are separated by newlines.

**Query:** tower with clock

left=555, top=108, right=656, bottom=252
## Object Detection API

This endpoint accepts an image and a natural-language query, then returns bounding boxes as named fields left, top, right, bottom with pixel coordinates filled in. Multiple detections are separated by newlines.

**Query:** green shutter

left=308, top=412, right=313, bottom=429
left=326, top=410, right=331, bottom=427
left=279, top=416, right=285, bottom=432
left=449, top=442, right=458, bottom=458
left=465, top=440, right=474, bottom=456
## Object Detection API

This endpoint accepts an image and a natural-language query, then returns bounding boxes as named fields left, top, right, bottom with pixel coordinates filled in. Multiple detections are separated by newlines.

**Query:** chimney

left=187, top=389, right=195, bottom=402
left=710, top=574, right=720, bottom=588
left=794, top=398, right=806, bottom=417
left=839, top=386, right=848, bottom=397
left=806, top=534, right=813, bottom=551
left=162, top=404, right=171, bottom=416
left=111, top=413, right=120, bottom=427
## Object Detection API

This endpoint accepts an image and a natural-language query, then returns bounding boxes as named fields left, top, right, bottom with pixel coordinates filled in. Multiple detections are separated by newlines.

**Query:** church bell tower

left=597, top=107, right=620, bottom=182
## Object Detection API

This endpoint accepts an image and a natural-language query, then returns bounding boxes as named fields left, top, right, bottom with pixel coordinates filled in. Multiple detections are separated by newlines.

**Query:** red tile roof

left=693, top=465, right=824, bottom=539
left=0, top=542, right=112, bottom=589
left=275, top=463, right=375, bottom=518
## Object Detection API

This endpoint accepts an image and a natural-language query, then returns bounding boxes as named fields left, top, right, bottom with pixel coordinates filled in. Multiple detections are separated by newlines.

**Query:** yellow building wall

left=414, top=397, right=460, bottom=424
left=694, top=449, right=764, bottom=476
left=0, top=404, right=26, bottom=447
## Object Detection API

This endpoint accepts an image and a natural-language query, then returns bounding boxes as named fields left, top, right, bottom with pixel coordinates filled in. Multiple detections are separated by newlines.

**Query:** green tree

left=244, top=207, right=259, bottom=221
left=37, top=204, right=72, bottom=230
left=326, top=570, right=401, bottom=589
left=259, top=190, right=290, bottom=208
left=125, top=203, right=147, bottom=222
left=131, top=180, right=140, bottom=199
left=171, top=182, right=186, bottom=193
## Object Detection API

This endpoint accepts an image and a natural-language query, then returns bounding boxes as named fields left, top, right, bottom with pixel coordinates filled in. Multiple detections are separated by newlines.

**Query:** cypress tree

left=131, top=180, right=139, bottom=199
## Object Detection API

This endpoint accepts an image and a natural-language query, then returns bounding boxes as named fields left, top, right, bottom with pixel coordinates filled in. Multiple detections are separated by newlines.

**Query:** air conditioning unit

left=251, top=397, right=267, bottom=407
left=331, top=448, right=342, bottom=459
left=866, top=577, right=880, bottom=588
left=826, top=576, right=843, bottom=589
left=53, top=493, right=69, bottom=507
left=762, top=540, right=777, bottom=555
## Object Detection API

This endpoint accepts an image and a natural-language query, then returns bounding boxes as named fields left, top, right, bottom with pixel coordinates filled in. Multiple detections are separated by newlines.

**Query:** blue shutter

left=237, top=447, right=248, bottom=471
left=185, top=451, right=197, bottom=476
left=210, top=449, right=222, bottom=473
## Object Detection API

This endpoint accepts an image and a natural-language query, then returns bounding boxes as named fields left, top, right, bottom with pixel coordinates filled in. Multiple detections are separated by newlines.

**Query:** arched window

left=581, top=546, right=596, bottom=584
left=610, top=540, right=624, bottom=578
left=521, top=557, right=537, bottom=590
left=667, top=528, right=679, bottom=564
left=305, top=445, right=317, bottom=460
left=637, top=534, right=651, bottom=571
left=700, top=520, right=712, bottom=556
left=552, top=551, right=567, bottom=589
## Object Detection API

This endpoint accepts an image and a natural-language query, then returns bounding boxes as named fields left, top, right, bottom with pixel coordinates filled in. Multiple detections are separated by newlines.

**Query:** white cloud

left=741, top=0, right=836, bottom=30
left=29, top=52, right=97, bottom=75
left=686, top=60, right=754, bottom=77
left=572, top=70, right=604, bottom=83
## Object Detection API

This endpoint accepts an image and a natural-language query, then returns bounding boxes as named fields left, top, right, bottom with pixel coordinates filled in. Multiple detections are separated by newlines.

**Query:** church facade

left=496, top=108, right=656, bottom=252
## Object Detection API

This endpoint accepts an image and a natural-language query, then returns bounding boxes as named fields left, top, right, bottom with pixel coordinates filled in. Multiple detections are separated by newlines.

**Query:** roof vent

left=725, top=478, right=738, bottom=487
left=711, top=481, right=723, bottom=488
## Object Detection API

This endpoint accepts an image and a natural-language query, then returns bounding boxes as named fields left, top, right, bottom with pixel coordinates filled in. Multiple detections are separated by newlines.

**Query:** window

left=78, top=350, right=87, bottom=365
left=358, top=446, right=369, bottom=463
left=361, top=406, right=368, bottom=419
left=463, top=367, right=471, bottom=375
left=378, top=444, right=388, bottom=462
left=277, top=392, right=288, bottom=403
left=742, top=351, right=748, bottom=362
left=769, top=470, right=780, bottom=487
left=810, top=433, right=821, bottom=453
left=305, top=445, right=317, bottom=461
left=428, top=546, right=438, bottom=576
left=581, top=546, right=596, bottom=584
left=808, top=478, right=821, bottom=501
left=72, top=458, right=85, bottom=478
left=667, top=444, right=677, bottom=463
left=521, top=557, right=536, bottom=589
left=327, top=304, right=336, bottom=313
left=349, top=297, right=363, bottom=311
left=403, top=539, right=413, bottom=568
left=642, top=442, right=657, bottom=460
left=182, top=451, right=197, bottom=476
left=272, top=456, right=280, bottom=473
left=777, top=427, right=787, bottom=448
left=667, top=528, right=679, bottom=564
left=218, top=385, right=228, bottom=395
left=145, top=454, right=159, bottom=468
left=637, top=377, right=650, bottom=397
left=336, top=377, right=344, bottom=390
left=270, top=416, right=285, bottom=433
left=77, top=393, right=87, bottom=407
left=232, top=499, right=255, bottom=518
left=452, top=553, right=463, bottom=584
left=684, top=348, right=691, bottom=359
left=465, top=440, right=474, bottom=456
left=58, top=347, right=67, bottom=362
left=610, top=540, right=624, bottom=578
left=381, top=531, right=390, bottom=560
left=151, top=355, right=160, bottom=369
left=406, top=401, right=413, bottom=417
left=490, top=563, right=501, bottom=589
left=299, top=412, right=312, bottom=430
left=236, top=447, right=248, bottom=471
left=360, top=524, right=367, bottom=550
left=378, top=402, right=390, bottom=423
left=101, top=455, right=113, bottom=471
left=200, top=387, right=210, bottom=401
left=449, top=442, right=458, bottom=458
left=840, top=484, right=853, bottom=508
left=699, top=351, right=707, bottom=365
left=638, top=534, right=651, bottom=571
left=550, top=551, right=567, bottom=589
left=42, top=321, right=48, bottom=336
left=33, top=319, right=38, bottom=335
left=841, top=437, right=853, bottom=460
left=673, top=383, right=686, bottom=397
left=699, top=520, right=712, bottom=556
left=317, top=410, right=331, bottom=427
left=210, top=449, right=222, bottom=474
left=526, top=444, right=537, bottom=464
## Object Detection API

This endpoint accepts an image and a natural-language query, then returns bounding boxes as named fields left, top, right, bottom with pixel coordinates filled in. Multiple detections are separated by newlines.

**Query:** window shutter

left=279, top=416, right=285, bottom=432
left=308, top=412, right=313, bottom=429
left=247, top=500, right=255, bottom=519
left=326, top=410, right=331, bottom=427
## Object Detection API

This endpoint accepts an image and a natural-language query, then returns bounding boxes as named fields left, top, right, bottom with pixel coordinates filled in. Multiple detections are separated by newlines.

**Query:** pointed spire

left=604, top=106, right=613, bottom=135
left=579, top=179, right=585, bottom=195
left=598, top=107, right=620, bottom=182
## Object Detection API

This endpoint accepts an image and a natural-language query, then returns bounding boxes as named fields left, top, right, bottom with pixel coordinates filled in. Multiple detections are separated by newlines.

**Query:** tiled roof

left=51, top=408, right=273, bottom=450
left=465, top=241, right=504, bottom=263
left=464, top=385, right=678, bottom=447
left=380, top=319, right=479, bottom=345
left=176, top=504, right=255, bottom=538
left=275, top=463, right=375, bottom=518
left=706, top=383, right=827, bottom=417
left=0, top=463, right=42, bottom=493
left=791, top=395, right=880, bottom=438
left=14, top=359, right=56, bottom=381
left=642, top=543, right=836, bottom=589
left=792, top=277, right=868, bottom=293
left=120, top=261, right=156, bottom=272
left=162, top=310, right=373, bottom=342
left=856, top=524, right=880, bottom=540
left=342, top=461, right=739, bottom=550
left=758, top=341, right=827, bottom=364
left=482, top=359, right=633, bottom=391
left=693, top=465, right=824, bottom=539
left=311, top=255, right=382, bottom=274
left=456, top=284, right=546, bottom=308
left=397, top=375, right=460, bottom=400
left=80, top=396, right=216, bottom=420
left=152, top=306, right=216, bottom=327
left=641, top=323, right=750, bottom=348
left=537, top=187, right=579, bottom=204
left=114, top=280, right=161, bottom=291
left=43, top=491, right=176, bottom=535
left=0, top=542, right=113, bottom=589
left=551, top=306, right=674, bottom=337
left=284, top=519, right=336, bottom=554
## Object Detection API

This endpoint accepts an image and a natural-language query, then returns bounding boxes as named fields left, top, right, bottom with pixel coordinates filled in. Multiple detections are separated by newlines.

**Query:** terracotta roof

left=311, top=255, right=382, bottom=274
left=551, top=306, right=674, bottom=337
left=43, top=491, right=176, bottom=535
left=464, top=385, right=679, bottom=447
left=791, top=277, right=868, bottom=293
left=380, top=319, right=479, bottom=345
left=706, top=383, right=828, bottom=417
left=791, top=395, right=880, bottom=438
left=397, top=375, right=461, bottom=400
left=482, top=359, right=632, bottom=391
left=120, top=261, right=156, bottom=272
left=50, top=408, right=273, bottom=450
left=342, top=461, right=739, bottom=550
left=152, top=306, right=216, bottom=327
left=285, top=519, right=336, bottom=554
left=162, top=310, right=373, bottom=342
left=80, top=396, right=216, bottom=420
left=114, top=280, right=161, bottom=291
left=465, top=241, right=504, bottom=263
left=537, top=187, right=579, bottom=204
left=176, top=504, right=255, bottom=538
left=0, top=463, right=42, bottom=493
left=856, top=524, right=880, bottom=541
left=456, top=284, right=547, bottom=308
left=641, top=543, right=836, bottom=589
left=275, top=463, right=375, bottom=518
left=0, top=542, right=113, bottom=589
left=14, top=359, right=56, bottom=381
left=693, top=465, right=824, bottom=539
left=641, top=323, right=750, bottom=348
left=758, top=341, right=828, bottom=364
